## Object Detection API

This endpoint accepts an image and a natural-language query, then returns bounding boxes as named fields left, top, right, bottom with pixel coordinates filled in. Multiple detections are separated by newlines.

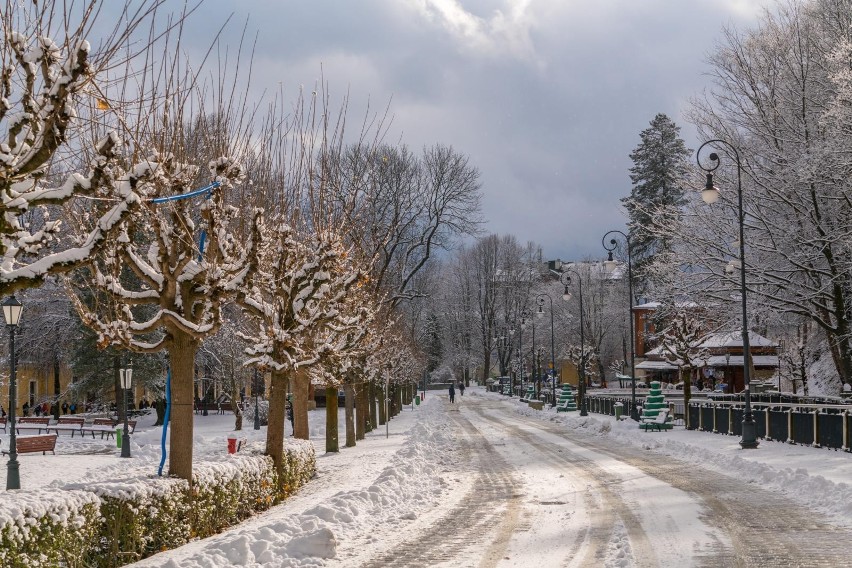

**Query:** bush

left=0, top=489, right=101, bottom=568
left=0, top=441, right=316, bottom=567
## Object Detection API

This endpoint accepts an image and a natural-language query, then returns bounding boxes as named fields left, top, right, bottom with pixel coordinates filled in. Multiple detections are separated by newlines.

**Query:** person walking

left=448, top=384, right=455, bottom=404
left=459, top=382, right=465, bottom=396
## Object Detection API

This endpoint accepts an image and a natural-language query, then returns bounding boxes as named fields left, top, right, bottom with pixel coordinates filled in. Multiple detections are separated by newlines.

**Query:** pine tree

left=622, top=114, right=691, bottom=293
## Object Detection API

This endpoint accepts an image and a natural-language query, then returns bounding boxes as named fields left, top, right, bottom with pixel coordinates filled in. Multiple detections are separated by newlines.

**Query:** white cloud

left=408, top=0, right=540, bottom=64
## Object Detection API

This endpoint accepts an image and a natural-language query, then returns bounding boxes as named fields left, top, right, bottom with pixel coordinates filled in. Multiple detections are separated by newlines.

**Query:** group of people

left=448, top=382, right=465, bottom=403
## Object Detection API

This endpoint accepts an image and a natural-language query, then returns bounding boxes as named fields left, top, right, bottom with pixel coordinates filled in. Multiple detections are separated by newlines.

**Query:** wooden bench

left=82, top=418, right=136, bottom=439
left=45, top=417, right=85, bottom=437
left=0, top=416, right=6, bottom=433
left=2, top=434, right=57, bottom=455
left=16, top=417, right=50, bottom=434
left=640, top=410, right=671, bottom=432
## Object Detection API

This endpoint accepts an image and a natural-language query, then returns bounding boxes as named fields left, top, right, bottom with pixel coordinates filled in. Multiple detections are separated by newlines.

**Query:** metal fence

left=584, top=393, right=852, bottom=451
left=686, top=401, right=852, bottom=450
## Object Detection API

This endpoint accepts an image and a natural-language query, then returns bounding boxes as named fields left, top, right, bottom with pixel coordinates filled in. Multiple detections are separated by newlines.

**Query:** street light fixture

left=119, top=364, right=133, bottom=458
left=602, top=230, right=639, bottom=421
left=560, top=271, right=588, bottom=416
left=536, top=294, right=557, bottom=407
left=698, top=138, right=759, bottom=449
left=3, top=296, right=22, bottom=490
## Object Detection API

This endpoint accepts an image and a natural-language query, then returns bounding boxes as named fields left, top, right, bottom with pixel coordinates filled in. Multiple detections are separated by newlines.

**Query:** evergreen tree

left=622, top=114, right=691, bottom=294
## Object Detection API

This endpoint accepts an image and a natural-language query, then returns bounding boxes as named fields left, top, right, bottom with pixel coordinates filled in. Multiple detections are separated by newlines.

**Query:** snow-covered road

left=133, top=388, right=852, bottom=567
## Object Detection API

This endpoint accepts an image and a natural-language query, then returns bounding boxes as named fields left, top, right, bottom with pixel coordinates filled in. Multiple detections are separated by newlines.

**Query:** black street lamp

left=603, top=230, right=639, bottom=421
left=536, top=294, right=557, bottom=407
left=524, top=308, right=537, bottom=398
left=3, top=296, right=22, bottom=490
left=253, top=368, right=261, bottom=430
left=698, top=138, right=759, bottom=449
left=560, top=271, right=587, bottom=416
left=119, top=364, right=133, bottom=458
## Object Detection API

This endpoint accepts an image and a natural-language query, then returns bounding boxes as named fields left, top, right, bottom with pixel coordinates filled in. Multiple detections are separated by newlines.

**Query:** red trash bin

left=227, top=435, right=237, bottom=454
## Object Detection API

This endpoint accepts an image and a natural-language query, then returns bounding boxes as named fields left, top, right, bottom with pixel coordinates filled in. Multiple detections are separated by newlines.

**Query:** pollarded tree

left=0, top=1, right=171, bottom=295
left=622, top=113, right=691, bottom=293
left=238, top=221, right=368, bottom=478
left=71, top=154, right=259, bottom=481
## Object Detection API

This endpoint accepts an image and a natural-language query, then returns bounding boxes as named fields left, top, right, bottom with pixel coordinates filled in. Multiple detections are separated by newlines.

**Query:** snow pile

left=134, top=402, right=455, bottom=567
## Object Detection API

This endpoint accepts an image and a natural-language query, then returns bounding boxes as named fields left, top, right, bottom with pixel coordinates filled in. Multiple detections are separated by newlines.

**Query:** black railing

left=587, top=393, right=852, bottom=452
left=687, top=401, right=852, bottom=451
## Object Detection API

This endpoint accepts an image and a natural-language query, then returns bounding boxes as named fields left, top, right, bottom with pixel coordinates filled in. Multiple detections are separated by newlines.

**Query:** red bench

left=46, top=417, right=85, bottom=437
left=16, top=417, right=50, bottom=434
left=2, top=434, right=57, bottom=455
left=0, top=416, right=6, bottom=433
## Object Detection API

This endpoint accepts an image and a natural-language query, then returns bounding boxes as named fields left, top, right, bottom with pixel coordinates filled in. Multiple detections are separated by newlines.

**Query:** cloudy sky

left=176, top=0, right=765, bottom=260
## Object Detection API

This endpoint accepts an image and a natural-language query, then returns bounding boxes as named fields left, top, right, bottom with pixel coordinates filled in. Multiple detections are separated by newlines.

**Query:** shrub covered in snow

left=0, top=442, right=316, bottom=566
left=242, top=399, right=270, bottom=426
left=0, top=489, right=101, bottom=568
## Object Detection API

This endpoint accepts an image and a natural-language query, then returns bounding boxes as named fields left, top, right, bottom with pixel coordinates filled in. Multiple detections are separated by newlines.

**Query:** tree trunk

left=368, top=381, right=378, bottom=431
left=154, top=398, right=165, bottom=426
left=683, top=367, right=693, bottom=428
left=355, top=382, right=367, bottom=440
left=230, top=368, right=243, bottom=431
left=344, top=382, right=356, bottom=448
left=292, top=368, right=310, bottom=439
left=169, top=332, right=200, bottom=482
left=378, top=383, right=387, bottom=425
left=266, top=368, right=288, bottom=483
left=232, top=400, right=243, bottom=431
left=326, top=386, right=339, bottom=453
left=52, top=356, right=61, bottom=420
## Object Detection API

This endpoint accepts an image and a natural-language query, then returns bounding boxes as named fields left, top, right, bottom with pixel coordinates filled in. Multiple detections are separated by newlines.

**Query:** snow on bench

left=640, top=410, right=670, bottom=432
left=16, top=417, right=50, bottom=434
left=82, top=418, right=136, bottom=439
left=45, top=417, right=85, bottom=437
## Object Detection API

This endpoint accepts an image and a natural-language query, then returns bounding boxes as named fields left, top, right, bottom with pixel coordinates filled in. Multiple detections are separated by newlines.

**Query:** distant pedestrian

left=449, top=384, right=455, bottom=404
left=22, top=401, right=29, bottom=416
left=459, top=383, right=465, bottom=396
left=69, top=402, right=76, bottom=414
left=62, top=401, right=69, bottom=415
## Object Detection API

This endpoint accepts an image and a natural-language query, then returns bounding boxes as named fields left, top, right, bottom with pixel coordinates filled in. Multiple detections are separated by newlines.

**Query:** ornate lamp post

left=602, top=230, right=639, bottom=421
left=536, top=294, right=557, bottom=407
left=560, top=271, right=587, bottom=416
left=119, top=364, right=133, bottom=458
left=697, top=138, right=758, bottom=449
left=253, top=368, right=261, bottom=430
left=3, top=296, right=22, bottom=489
left=523, top=308, right=536, bottom=398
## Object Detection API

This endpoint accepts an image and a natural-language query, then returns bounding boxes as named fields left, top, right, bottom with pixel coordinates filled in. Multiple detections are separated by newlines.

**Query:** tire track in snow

left=469, top=405, right=654, bottom=568
left=361, top=401, right=522, bottom=568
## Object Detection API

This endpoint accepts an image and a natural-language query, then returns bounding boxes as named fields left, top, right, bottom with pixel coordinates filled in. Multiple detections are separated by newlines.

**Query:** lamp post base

left=121, top=433, right=131, bottom=458
left=739, top=418, right=759, bottom=449
left=6, top=458, right=20, bottom=490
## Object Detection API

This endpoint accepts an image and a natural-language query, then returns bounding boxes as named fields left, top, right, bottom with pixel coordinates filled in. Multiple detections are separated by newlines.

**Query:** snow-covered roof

left=698, top=331, right=777, bottom=349
left=636, top=360, right=680, bottom=370
left=705, top=355, right=779, bottom=367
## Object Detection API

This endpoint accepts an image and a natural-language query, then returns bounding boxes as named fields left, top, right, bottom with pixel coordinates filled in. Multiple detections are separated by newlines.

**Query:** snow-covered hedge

left=0, top=442, right=316, bottom=566
left=0, top=489, right=101, bottom=568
